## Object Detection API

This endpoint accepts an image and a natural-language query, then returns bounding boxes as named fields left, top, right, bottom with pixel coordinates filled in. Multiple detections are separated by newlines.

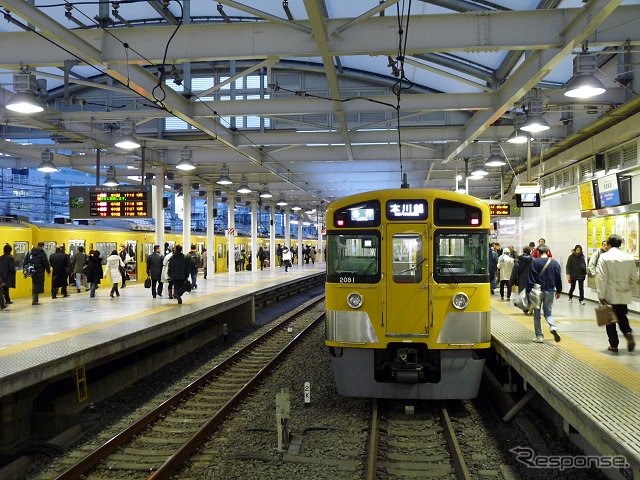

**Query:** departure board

left=69, top=186, right=152, bottom=219
left=489, top=203, right=510, bottom=216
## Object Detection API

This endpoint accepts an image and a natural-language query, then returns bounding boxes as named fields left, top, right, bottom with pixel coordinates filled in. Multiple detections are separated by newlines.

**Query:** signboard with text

left=69, top=186, right=152, bottom=219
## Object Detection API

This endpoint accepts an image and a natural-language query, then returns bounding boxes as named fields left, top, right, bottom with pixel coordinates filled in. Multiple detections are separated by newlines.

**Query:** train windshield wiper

left=395, top=257, right=427, bottom=275
left=355, top=258, right=377, bottom=281
left=444, top=266, right=459, bottom=285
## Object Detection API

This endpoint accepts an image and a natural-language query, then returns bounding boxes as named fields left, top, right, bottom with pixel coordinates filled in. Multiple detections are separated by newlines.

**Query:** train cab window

left=326, top=232, right=380, bottom=284
left=433, top=231, right=489, bottom=283
left=13, top=241, right=29, bottom=267
left=392, top=234, right=423, bottom=284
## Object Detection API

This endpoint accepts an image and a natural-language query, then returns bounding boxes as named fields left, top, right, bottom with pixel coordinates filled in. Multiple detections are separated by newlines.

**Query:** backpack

left=23, top=253, right=35, bottom=278
left=187, top=252, right=199, bottom=273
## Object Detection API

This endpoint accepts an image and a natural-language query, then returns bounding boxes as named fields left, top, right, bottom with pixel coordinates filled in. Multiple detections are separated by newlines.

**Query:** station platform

left=0, top=263, right=326, bottom=399
left=491, top=294, right=640, bottom=477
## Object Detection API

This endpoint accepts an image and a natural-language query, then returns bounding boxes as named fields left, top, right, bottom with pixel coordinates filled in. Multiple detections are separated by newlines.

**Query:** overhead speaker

left=595, top=153, right=605, bottom=171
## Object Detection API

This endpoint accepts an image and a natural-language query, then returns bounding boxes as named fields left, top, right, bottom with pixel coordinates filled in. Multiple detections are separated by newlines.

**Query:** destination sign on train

left=386, top=200, right=428, bottom=220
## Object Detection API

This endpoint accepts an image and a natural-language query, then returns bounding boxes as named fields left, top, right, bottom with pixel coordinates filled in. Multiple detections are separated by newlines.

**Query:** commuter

left=234, top=247, right=242, bottom=272
left=510, top=246, right=533, bottom=314
left=50, top=246, right=70, bottom=299
left=588, top=240, right=609, bottom=277
left=118, top=244, right=130, bottom=288
left=531, top=238, right=553, bottom=258
left=488, top=242, right=499, bottom=295
left=162, top=247, right=174, bottom=299
left=497, top=247, right=514, bottom=301
left=168, top=245, right=189, bottom=304
left=508, top=246, right=517, bottom=259
left=527, top=244, right=562, bottom=343
left=85, top=250, right=103, bottom=298
left=595, top=234, right=637, bottom=353
left=282, top=246, right=292, bottom=272
left=0, top=244, right=16, bottom=306
left=201, top=248, right=208, bottom=278
left=27, top=242, right=51, bottom=305
left=257, top=246, right=266, bottom=270
left=276, top=244, right=283, bottom=267
left=310, top=247, right=317, bottom=265
left=105, top=250, right=125, bottom=298
left=147, top=244, right=164, bottom=298
left=71, top=246, right=88, bottom=293
left=304, top=245, right=311, bottom=264
left=186, top=245, right=201, bottom=289
left=240, top=249, right=247, bottom=271
left=566, top=244, right=587, bottom=305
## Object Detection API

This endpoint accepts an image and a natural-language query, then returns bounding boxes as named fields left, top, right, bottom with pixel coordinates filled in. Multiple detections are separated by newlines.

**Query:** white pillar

left=269, top=204, right=275, bottom=270
left=182, top=176, right=191, bottom=251
left=284, top=206, right=291, bottom=249
left=317, top=215, right=323, bottom=264
left=154, top=166, right=165, bottom=248
left=251, top=199, right=258, bottom=271
left=297, top=211, right=303, bottom=267
left=206, top=185, right=215, bottom=276
left=227, top=196, right=236, bottom=275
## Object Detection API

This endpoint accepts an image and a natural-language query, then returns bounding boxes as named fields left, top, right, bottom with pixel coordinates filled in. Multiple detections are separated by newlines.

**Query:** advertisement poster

left=603, top=216, right=614, bottom=240
left=626, top=213, right=639, bottom=258
left=615, top=215, right=627, bottom=244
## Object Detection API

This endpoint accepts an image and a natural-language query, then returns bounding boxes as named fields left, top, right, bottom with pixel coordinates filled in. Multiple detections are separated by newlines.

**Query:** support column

left=154, top=166, right=165, bottom=248
left=297, top=211, right=303, bottom=267
left=251, top=199, right=258, bottom=271
left=317, top=211, right=323, bottom=264
left=284, top=206, right=291, bottom=249
left=206, top=185, right=215, bottom=276
left=269, top=204, right=275, bottom=270
left=227, top=196, right=236, bottom=275
left=182, top=175, right=191, bottom=250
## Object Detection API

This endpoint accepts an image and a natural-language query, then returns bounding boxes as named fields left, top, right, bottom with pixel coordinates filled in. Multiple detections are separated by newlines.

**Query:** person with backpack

left=257, top=246, right=266, bottom=270
left=186, top=244, right=201, bottom=289
left=27, top=241, right=51, bottom=305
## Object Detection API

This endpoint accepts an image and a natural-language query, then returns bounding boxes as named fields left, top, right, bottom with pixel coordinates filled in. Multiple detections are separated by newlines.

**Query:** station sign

left=489, top=203, right=510, bottom=216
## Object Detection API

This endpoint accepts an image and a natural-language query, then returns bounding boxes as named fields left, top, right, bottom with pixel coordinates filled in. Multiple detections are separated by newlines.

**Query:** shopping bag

left=528, top=283, right=543, bottom=309
left=514, top=288, right=529, bottom=311
left=144, top=276, right=151, bottom=288
left=595, top=304, right=617, bottom=326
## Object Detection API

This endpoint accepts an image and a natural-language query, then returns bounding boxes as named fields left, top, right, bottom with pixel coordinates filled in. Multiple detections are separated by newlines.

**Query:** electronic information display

left=69, top=186, right=152, bottom=219
left=489, top=204, right=510, bottom=216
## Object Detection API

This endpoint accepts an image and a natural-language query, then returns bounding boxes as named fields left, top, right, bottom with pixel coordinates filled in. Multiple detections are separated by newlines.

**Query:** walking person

left=510, top=246, right=533, bottom=314
left=497, top=247, right=514, bottom=301
left=71, top=246, right=88, bottom=292
left=310, top=247, right=317, bottom=265
left=27, top=242, right=51, bottom=305
left=106, top=250, right=125, bottom=298
left=162, top=247, right=174, bottom=299
left=85, top=250, right=103, bottom=298
left=257, top=246, right=266, bottom=270
left=50, top=246, right=70, bottom=299
left=588, top=240, right=609, bottom=277
left=168, top=245, right=189, bottom=304
left=595, top=234, right=637, bottom=353
left=282, top=246, right=292, bottom=272
left=527, top=244, right=562, bottom=343
left=118, top=244, right=129, bottom=288
left=0, top=244, right=16, bottom=306
left=186, top=245, right=201, bottom=289
left=566, top=244, right=587, bottom=305
left=147, top=244, right=164, bottom=298
left=488, top=242, right=499, bottom=295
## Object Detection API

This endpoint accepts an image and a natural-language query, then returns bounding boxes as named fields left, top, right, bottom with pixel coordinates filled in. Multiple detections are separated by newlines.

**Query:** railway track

left=53, top=300, right=325, bottom=480
left=367, top=400, right=473, bottom=480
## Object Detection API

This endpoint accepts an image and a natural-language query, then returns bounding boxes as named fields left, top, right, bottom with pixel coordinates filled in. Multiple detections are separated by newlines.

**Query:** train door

left=68, top=239, right=85, bottom=256
left=125, top=240, right=138, bottom=281
left=385, top=224, right=429, bottom=336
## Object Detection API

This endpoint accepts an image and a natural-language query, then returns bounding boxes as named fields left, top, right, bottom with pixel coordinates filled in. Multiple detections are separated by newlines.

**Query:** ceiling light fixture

left=470, top=160, right=488, bottom=178
left=564, top=52, right=606, bottom=99
left=259, top=184, right=272, bottom=198
left=114, top=120, right=140, bottom=149
left=521, top=97, right=550, bottom=133
left=176, top=148, right=196, bottom=171
left=276, top=195, right=288, bottom=206
left=291, top=204, right=302, bottom=211
left=216, top=164, right=233, bottom=185
left=6, top=73, right=44, bottom=113
left=237, top=175, right=252, bottom=194
left=485, top=144, right=506, bottom=167
left=507, top=128, right=529, bottom=144
left=37, top=150, right=58, bottom=173
left=103, top=165, right=119, bottom=186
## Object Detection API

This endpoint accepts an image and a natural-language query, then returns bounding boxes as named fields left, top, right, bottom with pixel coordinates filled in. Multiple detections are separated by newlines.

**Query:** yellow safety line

left=491, top=299, right=640, bottom=394
left=0, top=283, right=258, bottom=358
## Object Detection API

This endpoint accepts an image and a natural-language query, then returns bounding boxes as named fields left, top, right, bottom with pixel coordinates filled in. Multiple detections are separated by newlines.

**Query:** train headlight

left=347, top=292, right=363, bottom=309
left=452, top=292, right=469, bottom=310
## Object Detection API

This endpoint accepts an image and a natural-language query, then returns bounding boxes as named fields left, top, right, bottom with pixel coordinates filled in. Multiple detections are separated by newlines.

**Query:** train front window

left=433, top=231, right=489, bottom=283
left=326, top=232, right=380, bottom=283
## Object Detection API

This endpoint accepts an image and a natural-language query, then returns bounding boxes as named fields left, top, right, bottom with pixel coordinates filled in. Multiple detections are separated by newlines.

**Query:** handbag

left=528, top=258, right=552, bottom=309
left=595, top=304, right=617, bottom=326
left=144, top=276, right=151, bottom=288
left=514, top=288, right=529, bottom=311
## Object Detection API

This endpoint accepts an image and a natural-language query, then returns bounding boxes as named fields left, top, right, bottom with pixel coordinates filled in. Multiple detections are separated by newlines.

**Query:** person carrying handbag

left=527, top=244, right=563, bottom=343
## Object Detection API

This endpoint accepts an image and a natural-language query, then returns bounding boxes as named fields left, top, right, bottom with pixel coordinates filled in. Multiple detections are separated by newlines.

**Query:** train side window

left=392, top=234, right=422, bottom=284
left=13, top=241, right=29, bottom=267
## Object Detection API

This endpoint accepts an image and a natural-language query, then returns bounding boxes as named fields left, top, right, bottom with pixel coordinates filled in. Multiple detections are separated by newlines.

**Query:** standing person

left=497, top=247, right=514, bottom=301
left=510, top=246, right=533, bottom=314
left=566, top=244, right=587, bottom=305
left=147, top=244, right=164, bottom=298
left=0, top=244, right=16, bottom=305
left=162, top=247, right=174, bottom=299
left=105, top=250, right=125, bottom=298
left=202, top=248, right=208, bottom=279
left=240, top=249, right=247, bottom=271
left=186, top=245, right=201, bottom=289
left=588, top=240, right=609, bottom=277
left=118, top=244, right=129, bottom=288
left=488, top=242, right=499, bottom=295
left=49, top=246, right=70, bottom=299
left=276, top=244, right=283, bottom=267
left=27, top=241, right=51, bottom=305
left=168, top=245, right=188, bottom=304
left=531, top=238, right=553, bottom=258
left=527, top=244, right=562, bottom=343
left=85, top=250, right=103, bottom=298
left=310, top=247, right=317, bottom=265
left=282, top=246, right=292, bottom=272
left=257, top=246, right=266, bottom=270
left=595, top=234, right=637, bottom=353
left=71, top=246, right=88, bottom=293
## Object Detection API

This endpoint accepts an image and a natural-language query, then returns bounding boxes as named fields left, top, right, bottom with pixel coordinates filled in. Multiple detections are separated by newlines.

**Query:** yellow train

left=324, top=189, right=491, bottom=399
left=1, top=219, right=315, bottom=300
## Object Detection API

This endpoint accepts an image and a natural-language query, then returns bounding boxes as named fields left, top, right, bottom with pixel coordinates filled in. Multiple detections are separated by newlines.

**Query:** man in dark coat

left=147, top=244, right=164, bottom=298
left=168, top=244, right=188, bottom=304
left=0, top=244, right=16, bottom=306
left=50, top=246, right=70, bottom=298
left=85, top=250, right=103, bottom=298
left=510, top=246, right=533, bottom=314
left=28, top=242, right=51, bottom=305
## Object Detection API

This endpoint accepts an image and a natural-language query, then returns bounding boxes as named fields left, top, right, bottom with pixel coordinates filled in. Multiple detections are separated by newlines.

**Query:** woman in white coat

left=161, top=248, right=174, bottom=299
left=105, top=250, right=125, bottom=298
left=497, top=247, right=515, bottom=301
